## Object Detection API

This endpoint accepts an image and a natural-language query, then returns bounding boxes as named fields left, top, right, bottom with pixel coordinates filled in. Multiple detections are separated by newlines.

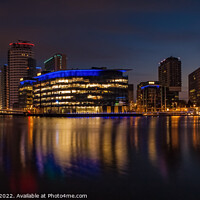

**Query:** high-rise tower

left=8, top=40, right=34, bottom=108
left=158, top=56, right=181, bottom=92
left=158, top=56, right=181, bottom=106
left=44, top=53, right=67, bottom=72
left=27, top=58, right=37, bottom=78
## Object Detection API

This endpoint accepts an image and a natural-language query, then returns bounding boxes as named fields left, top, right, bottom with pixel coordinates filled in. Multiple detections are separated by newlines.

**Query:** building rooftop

left=33, top=69, right=130, bottom=82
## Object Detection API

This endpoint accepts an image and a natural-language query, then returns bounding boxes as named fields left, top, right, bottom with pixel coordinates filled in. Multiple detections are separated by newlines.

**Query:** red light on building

left=9, top=43, right=35, bottom=46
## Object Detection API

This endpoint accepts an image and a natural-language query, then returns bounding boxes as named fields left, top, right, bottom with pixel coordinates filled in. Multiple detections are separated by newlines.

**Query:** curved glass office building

left=19, top=69, right=130, bottom=113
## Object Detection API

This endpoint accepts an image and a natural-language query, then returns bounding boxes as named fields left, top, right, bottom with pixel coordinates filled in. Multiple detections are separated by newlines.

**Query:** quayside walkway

left=0, top=109, right=26, bottom=115
left=27, top=112, right=143, bottom=117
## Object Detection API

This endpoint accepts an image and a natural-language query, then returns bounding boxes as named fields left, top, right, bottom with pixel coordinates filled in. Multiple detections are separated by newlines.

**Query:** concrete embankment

left=26, top=113, right=143, bottom=117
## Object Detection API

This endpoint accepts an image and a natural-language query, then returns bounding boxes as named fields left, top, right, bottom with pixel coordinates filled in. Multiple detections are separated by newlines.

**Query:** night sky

left=1, top=0, right=200, bottom=100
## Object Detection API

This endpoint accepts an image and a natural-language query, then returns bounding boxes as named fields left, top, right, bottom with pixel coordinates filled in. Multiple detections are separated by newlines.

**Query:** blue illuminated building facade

left=19, top=78, right=36, bottom=110
left=19, top=69, right=129, bottom=113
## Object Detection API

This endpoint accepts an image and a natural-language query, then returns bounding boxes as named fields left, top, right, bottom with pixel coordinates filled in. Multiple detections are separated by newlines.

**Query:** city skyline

left=1, top=0, right=200, bottom=101
left=1, top=1, right=200, bottom=198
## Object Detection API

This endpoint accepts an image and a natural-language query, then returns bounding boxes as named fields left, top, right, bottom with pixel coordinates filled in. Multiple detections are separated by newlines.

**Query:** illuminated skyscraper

left=8, top=40, right=34, bottom=108
left=44, top=53, right=67, bottom=72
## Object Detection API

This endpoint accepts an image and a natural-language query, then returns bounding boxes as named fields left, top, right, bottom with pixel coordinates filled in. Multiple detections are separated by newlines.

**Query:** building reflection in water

left=34, top=117, right=129, bottom=176
left=148, top=117, right=158, bottom=167
left=0, top=117, right=37, bottom=193
left=0, top=116, right=200, bottom=192
left=192, top=116, right=200, bottom=150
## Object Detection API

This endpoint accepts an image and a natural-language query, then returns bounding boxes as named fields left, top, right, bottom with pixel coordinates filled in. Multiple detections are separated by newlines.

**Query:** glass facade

left=19, top=69, right=129, bottom=113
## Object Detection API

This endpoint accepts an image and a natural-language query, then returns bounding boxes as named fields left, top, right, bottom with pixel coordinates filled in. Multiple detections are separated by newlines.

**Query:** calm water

left=0, top=116, right=200, bottom=199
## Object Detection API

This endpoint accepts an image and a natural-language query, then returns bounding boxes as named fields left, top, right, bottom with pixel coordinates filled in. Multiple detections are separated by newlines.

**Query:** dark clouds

left=1, top=0, right=200, bottom=100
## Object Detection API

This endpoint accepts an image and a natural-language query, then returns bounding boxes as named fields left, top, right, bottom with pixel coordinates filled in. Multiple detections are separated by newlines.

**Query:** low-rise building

left=19, top=78, right=36, bottom=111
left=137, top=81, right=162, bottom=112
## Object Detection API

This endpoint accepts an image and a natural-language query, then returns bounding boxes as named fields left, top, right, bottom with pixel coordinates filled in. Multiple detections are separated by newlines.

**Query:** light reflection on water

left=0, top=116, right=200, bottom=199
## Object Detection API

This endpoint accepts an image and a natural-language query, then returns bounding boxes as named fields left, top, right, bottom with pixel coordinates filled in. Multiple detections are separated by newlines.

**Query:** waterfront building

left=19, top=78, right=36, bottom=110
left=188, top=67, right=200, bottom=106
left=158, top=56, right=181, bottom=107
left=19, top=69, right=129, bottom=113
left=8, top=40, right=34, bottom=108
left=44, top=53, right=67, bottom=72
left=137, top=81, right=163, bottom=112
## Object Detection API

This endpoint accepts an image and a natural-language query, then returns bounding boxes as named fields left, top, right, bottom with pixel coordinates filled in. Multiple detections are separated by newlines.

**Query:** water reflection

left=192, top=116, right=200, bottom=150
left=33, top=117, right=129, bottom=176
left=0, top=116, right=200, bottom=196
